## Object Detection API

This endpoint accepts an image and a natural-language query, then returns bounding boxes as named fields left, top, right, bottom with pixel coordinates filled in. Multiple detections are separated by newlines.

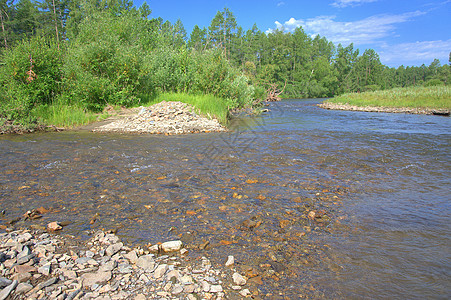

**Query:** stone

left=134, top=294, right=146, bottom=300
left=0, top=277, right=12, bottom=289
left=17, top=246, right=31, bottom=260
left=154, top=264, right=168, bottom=279
left=240, top=289, right=251, bottom=297
left=105, top=242, right=123, bottom=257
left=210, top=285, right=223, bottom=293
left=85, top=250, right=95, bottom=258
left=62, top=269, right=77, bottom=280
left=225, top=255, right=234, bottom=267
left=81, top=271, right=112, bottom=287
left=308, top=211, right=316, bottom=220
left=11, top=272, right=32, bottom=283
left=148, top=244, right=159, bottom=253
left=160, top=240, right=183, bottom=252
left=180, top=274, right=194, bottom=285
left=184, top=284, right=195, bottom=293
left=16, top=253, right=35, bottom=265
left=233, top=272, right=247, bottom=286
left=99, top=260, right=117, bottom=272
left=136, top=254, right=155, bottom=271
left=75, top=257, right=91, bottom=265
left=0, top=280, right=17, bottom=300
left=124, top=250, right=138, bottom=264
left=16, top=282, right=33, bottom=294
left=47, top=222, right=62, bottom=231
left=117, top=263, right=132, bottom=274
left=13, top=264, right=37, bottom=274
left=172, top=284, right=183, bottom=295
left=201, top=281, right=210, bottom=292
left=38, top=263, right=51, bottom=276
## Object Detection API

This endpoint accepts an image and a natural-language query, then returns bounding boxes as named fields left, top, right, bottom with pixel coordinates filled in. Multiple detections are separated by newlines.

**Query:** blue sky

left=134, top=0, right=451, bottom=68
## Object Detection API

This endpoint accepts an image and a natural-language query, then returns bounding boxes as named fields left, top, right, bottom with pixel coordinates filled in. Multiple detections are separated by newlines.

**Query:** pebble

left=0, top=229, right=252, bottom=299
left=225, top=255, right=234, bottom=267
left=233, top=272, right=247, bottom=286
left=93, top=101, right=227, bottom=134
left=160, top=240, right=183, bottom=252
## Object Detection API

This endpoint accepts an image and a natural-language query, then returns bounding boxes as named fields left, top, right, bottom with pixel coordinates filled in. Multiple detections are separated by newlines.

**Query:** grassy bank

left=327, top=86, right=451, bottom=110
left=0, top=92, right=231, bottom=134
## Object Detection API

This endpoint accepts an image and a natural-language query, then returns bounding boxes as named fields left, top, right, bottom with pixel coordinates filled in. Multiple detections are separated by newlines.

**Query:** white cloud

left=331, top=0, right=378, bottom=8
left=379, top=39, right=451, bottom=67
left=277, top=1, right=285, bottom=7
left=267, top=11, right=425, bottom=46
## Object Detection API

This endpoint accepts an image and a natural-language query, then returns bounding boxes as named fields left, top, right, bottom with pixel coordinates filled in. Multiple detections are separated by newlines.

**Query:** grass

left=2, top=92, right=230, bottom=133
left=142, top=92, right=230, bottom=124
left=328, top=85, right=451, bottom=110
left=33, top=101, right=109, bottom=128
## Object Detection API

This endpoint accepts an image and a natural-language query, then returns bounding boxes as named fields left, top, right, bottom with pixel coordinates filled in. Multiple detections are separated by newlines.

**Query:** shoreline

left=1, top=101, right=228, bottom=136
left=0, top=227, right=254, bottom=299
left=90, top=101, right=227, bottom=134
left=318, top=102, right=450, bottom=116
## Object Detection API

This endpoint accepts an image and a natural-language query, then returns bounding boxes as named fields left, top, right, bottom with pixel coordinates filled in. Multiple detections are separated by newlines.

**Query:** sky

left=133, top=0, right=451, bottom=68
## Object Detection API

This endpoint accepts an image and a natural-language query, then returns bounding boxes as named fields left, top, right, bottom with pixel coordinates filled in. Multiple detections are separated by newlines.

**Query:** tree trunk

left=0, top=10, right=7, bottom=49
left=52, top=0, right=60, bottom=50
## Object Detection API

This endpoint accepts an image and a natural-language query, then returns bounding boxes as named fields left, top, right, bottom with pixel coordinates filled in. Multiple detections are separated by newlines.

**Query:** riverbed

left=1, top=99, right=450, bottom=298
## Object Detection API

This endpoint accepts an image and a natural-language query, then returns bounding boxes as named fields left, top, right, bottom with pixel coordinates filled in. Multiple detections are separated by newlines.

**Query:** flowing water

left=0, top=99, right=450, bottom=298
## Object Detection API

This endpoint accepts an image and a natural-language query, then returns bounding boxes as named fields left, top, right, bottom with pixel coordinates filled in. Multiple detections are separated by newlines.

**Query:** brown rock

left=47, top=222, right=62, bottom=231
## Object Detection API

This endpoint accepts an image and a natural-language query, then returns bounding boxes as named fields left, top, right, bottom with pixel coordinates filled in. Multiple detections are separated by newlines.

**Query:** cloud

left=267, top=11, right=425, bottom=46
left=379, top=39, right=451, bottom=67
left=277, top=1, right=285, bottom=7
left=331, top=0, right=378, bottom=8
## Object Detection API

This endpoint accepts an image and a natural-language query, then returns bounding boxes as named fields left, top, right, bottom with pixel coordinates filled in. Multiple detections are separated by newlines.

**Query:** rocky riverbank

left=318, top=102, right=450, bottom=116
left=0, top=228, right=256, bottom=299
left=92, top=101, right=227, bottom=134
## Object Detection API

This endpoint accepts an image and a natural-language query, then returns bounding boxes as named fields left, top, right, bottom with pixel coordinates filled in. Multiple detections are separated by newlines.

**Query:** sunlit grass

left=142, top=92, right=230, bottom=124
left=33, top=101, right=108, bottom=128
left=328, top=86, right=451, bottom=109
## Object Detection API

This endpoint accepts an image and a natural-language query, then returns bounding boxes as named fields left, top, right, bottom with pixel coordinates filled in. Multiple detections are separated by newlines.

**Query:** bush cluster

left=0, top=11, right=255, bottom=127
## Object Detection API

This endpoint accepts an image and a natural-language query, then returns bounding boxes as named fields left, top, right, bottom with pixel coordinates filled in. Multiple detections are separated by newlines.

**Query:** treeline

left=198, top=8, right=449, bottom=97
left=0, top=0, right=255, bottom=127
left=0, top=0, right=449, bottom=127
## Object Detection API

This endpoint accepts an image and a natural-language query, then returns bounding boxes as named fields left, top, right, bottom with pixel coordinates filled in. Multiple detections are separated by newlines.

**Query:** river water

left=0, top=99, right=450, bottom=298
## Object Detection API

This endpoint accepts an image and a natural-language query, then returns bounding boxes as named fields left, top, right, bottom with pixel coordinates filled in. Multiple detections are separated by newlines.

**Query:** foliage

left=1, top=0, right=449, bottom=131
left=63, top=10, right=150, bottom=111
left=328, top=86, right=451, bottom=110
left=0, top=35, right=63, bottom=125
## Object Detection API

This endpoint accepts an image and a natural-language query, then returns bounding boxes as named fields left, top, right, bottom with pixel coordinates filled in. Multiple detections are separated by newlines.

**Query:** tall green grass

left=33, top=100, right=107, bottom=128
left=143, top=93, right=230, bottom=124
left=329, top=86, right=451, bottom=109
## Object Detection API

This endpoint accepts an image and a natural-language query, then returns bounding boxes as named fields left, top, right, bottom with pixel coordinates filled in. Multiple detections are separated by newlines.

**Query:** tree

left=208, top=7, right=236, bottom=57
left=334, top=43, right=359, bottom=93
left=188, top=25, right=206, bottom=51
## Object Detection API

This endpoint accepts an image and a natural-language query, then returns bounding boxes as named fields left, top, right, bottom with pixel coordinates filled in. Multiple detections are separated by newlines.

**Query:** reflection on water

left=0, top=99, right=450, bottom=298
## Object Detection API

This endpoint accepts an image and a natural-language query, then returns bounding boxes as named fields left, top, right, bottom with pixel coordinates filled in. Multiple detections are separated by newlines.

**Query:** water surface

left=1, top=99, right=449, bottom=298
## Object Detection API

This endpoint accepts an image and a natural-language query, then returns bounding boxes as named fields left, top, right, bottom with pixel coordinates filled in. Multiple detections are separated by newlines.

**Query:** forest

left=0, top=0, right=450, bottom=128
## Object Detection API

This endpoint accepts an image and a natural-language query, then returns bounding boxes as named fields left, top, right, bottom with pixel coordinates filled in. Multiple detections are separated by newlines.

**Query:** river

left=1, top=99, right=450, bottom=298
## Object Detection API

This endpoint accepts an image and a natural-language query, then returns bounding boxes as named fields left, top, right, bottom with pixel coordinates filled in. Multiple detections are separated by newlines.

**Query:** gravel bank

left=0, top=229, right=254, bottom=299
left=318, top=102, right=450, bottom=116
left=92, top=101, right=227, bottom=134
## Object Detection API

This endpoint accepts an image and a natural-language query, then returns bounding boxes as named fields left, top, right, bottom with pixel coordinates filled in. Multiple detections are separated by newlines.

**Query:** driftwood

left=266, top=80, right=287, bottom=102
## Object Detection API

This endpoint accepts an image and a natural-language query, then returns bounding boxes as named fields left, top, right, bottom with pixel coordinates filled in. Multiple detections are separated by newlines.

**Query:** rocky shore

left=0, top=228, right=255, bottom=299
left=92, top=101, right=227, bottom=134
left=318, top=102, right=450, bottom=116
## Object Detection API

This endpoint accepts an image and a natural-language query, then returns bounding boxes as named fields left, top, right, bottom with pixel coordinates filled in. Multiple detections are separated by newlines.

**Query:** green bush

left=0, top=35, right=63, bottom=125
left=62, top=11, right=152, bottom=111
left=424, top=78, right=444, bottom=87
